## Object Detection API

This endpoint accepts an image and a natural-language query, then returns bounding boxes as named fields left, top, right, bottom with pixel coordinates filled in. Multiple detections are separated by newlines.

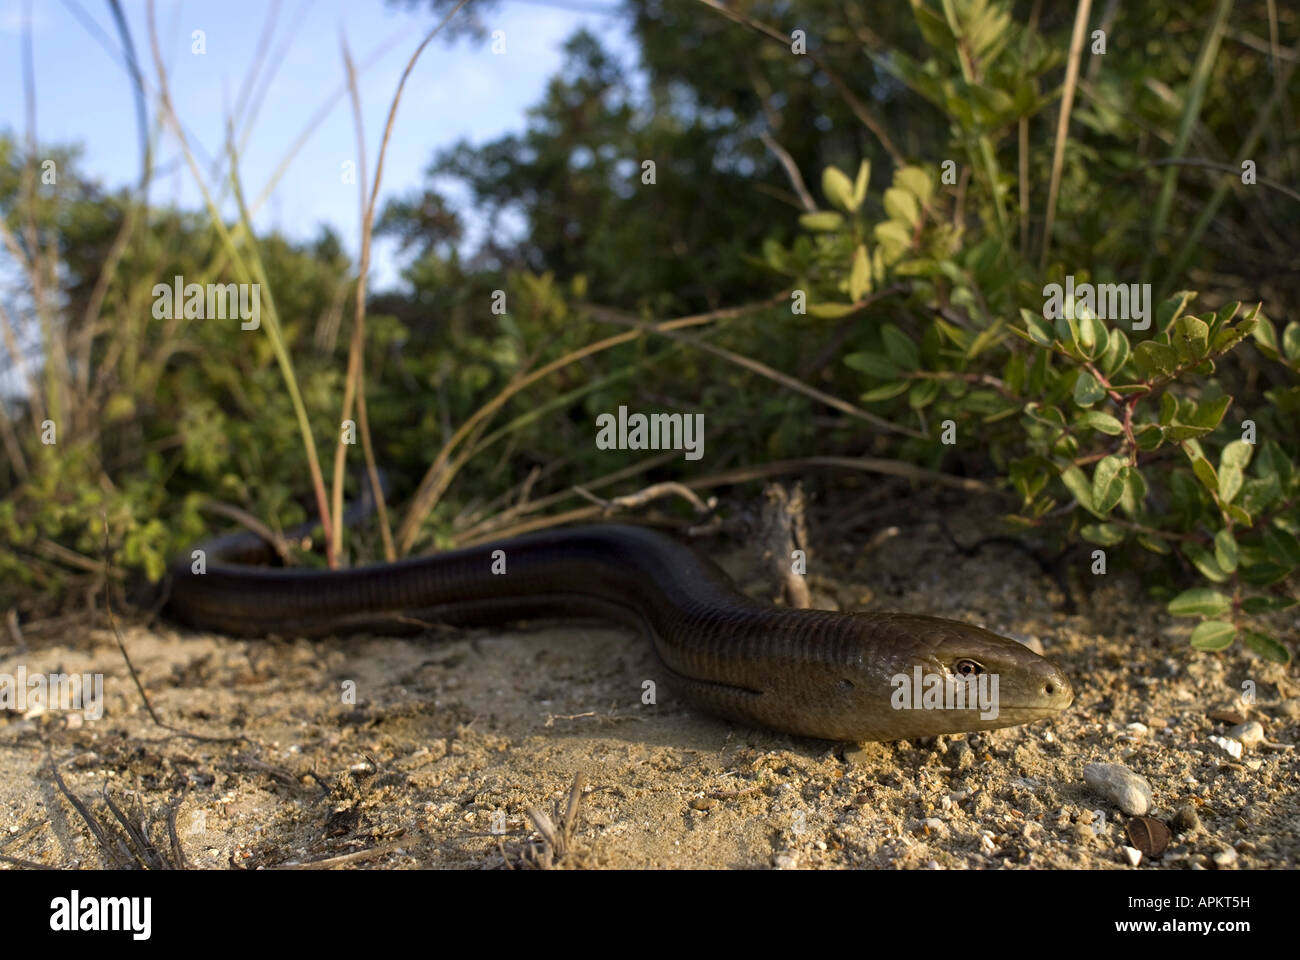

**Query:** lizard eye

left=954, top=658, right=984, bottom=677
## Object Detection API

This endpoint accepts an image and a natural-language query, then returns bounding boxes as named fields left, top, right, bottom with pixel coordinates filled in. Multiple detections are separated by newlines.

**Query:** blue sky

left=0, top=0, right=633, bottom=289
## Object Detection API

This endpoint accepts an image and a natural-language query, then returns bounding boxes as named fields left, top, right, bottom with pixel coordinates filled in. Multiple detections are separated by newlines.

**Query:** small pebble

left=1072, top=823, right=1095, bottom=844
left=1227, top=721, right=1264, bottom=748
left=1083, top=762, right=1153, bottom=816
left=1126, top=722, right=1149, bottom=737
left=1171, top=804, right=1201, bottom=835
left=1208, top=708, right=1246, bottom=725
left=689, top=797, right=716, bottom=811
left=1122, top=845, right=1143, bottom=866
left=1211, top=847, right=1238, bottom=870
left=1208, top=735, right=1243, bottom=760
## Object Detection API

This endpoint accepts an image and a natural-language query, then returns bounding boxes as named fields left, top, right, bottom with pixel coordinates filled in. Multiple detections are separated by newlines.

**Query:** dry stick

left=19, top=1, right=65, bottom=434
left=332, top=33, right=373, bottom=562
left=759, top=131, right=816, bottom=212
left=197, top=500, right=295, bottom=564
left=35, top=539, right=118, bottom=576
left=100, top=787, right=164, bottom=870
left=331, top=4, right=469, bottom=562
left=456, top=451, right=679, bottom=540
left=72, top=205, right=139, bottom=408
left=580, top=302, right=927, bottom=439
left=0, top=250, right=45, bottom=433
left=1157, top=37, right=1299, bottom=297
left=1040, top=0, right=1093, bottom=270
left=573, top=481, right=716, bottom=516
left=209, top=0, right=282, bottom=188
left=98, top=515, right=248, bottom=745
left=46, top=755, right=124, bottom=869
left=72, top=0, right=156, bottom=418
left=234, top=0, right=313, bottom=160
left=165, top=794, right=189, bottom=870
left=1017, top=0, right=1042, bottom=259
left=1228, top=26, right=1300, bottom=62
left=397, top=294, right=790, bottom=553
left=695, top=0, right=904, bottom=166
left=0, top=397, right=28, bottom=481
left=146, top=0, right=337, bottom=564
left=275, top=842, right=406, bottom=870
left=1146, top=157, right=1300, bottom=204
left=459, top=456, right=988, bottom=545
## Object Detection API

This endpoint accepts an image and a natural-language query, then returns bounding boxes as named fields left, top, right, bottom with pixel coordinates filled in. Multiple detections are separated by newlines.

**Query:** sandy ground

left=2, top=491, right=1297, bottom=870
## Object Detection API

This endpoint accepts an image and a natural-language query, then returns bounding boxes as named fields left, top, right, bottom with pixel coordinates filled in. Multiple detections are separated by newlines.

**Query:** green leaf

left=1283, top=321, right=1300, bottom=363
left=1100, top=327, right=1130, bottom=376
left=1168, top=587, right=1231, bottom=617
left=1191, top=394, right=1232, bottom=429
left=1189, top=620, right=1236, bottom=651
left=807, top=302, right=859, bottom=319
left=852, top=159, right=871, bottom=210
left=1060, top=466, right=1098, bottom=516
left=1137, top=534, right=1171, bottom=554
left=1252, top=316, right=1282, bottom=361
left=1134, top=423, right=1165, bottom=451
left=1163, top=423, right=1211, bottom=442
left=860, top=381, right=911, bottom=403
left=908, top=378, right=941, bottom=409
left=1019, top=308, right=1055, bottom=346
left=1091, top=456, right=1126, bottom=514
left=1073, top=370, right=1107, bottom=406
left=822, top=166, right=857, bottom=212
left=844, top=351, right=901, bottom=379
left=1076, top=411, right=1124, bottom=435
left=873, top=220, right=911, bottom=263
left=1240, top=562, right=1293, bottom=586
left=800, top=211, right=844, bottom=232
left=1242, top=631, right=1291, bottom=665
left=1263, top=527, right=1300, bottom=566
left=1156, top=290, right=1196, bottom=332
left=894, top=165, right=933, bottom=205
left=1133, top=340, right=1177, bottom=378
left=1241, top=595, right=1297, bottom=614
left=1191, top=456, right=1219, bottom=494
left=883, top=187, right=920, bottom=226
left=1076, top=314, right=1101, bottom=355
left=1173, top=314, right=1210, bottom=361
left=1258, top=440, right=1294, bottom=489
left=1159, top=392, right=1178, bottom=425
left=1081, top=523, right=1126, bottom=546
left=1226, top=504, right=1252, bottom=526
left=1214, top=528, right=1238, bottom=572
left=1120, top=467, right=1149, bottom=515
left=1220, top=439, right=1253, bottom=470
left=849, top=244, right=872, bottom=301
left=880, top=324, right=919, bottom=369
left=1219, top=449, right=1245, bottom=502
left=1184, top=543, right=1230, bottom=582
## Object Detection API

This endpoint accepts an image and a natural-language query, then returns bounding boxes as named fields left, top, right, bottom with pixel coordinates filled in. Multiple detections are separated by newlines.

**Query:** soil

left=2, top=492, right=1296, bottom=870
